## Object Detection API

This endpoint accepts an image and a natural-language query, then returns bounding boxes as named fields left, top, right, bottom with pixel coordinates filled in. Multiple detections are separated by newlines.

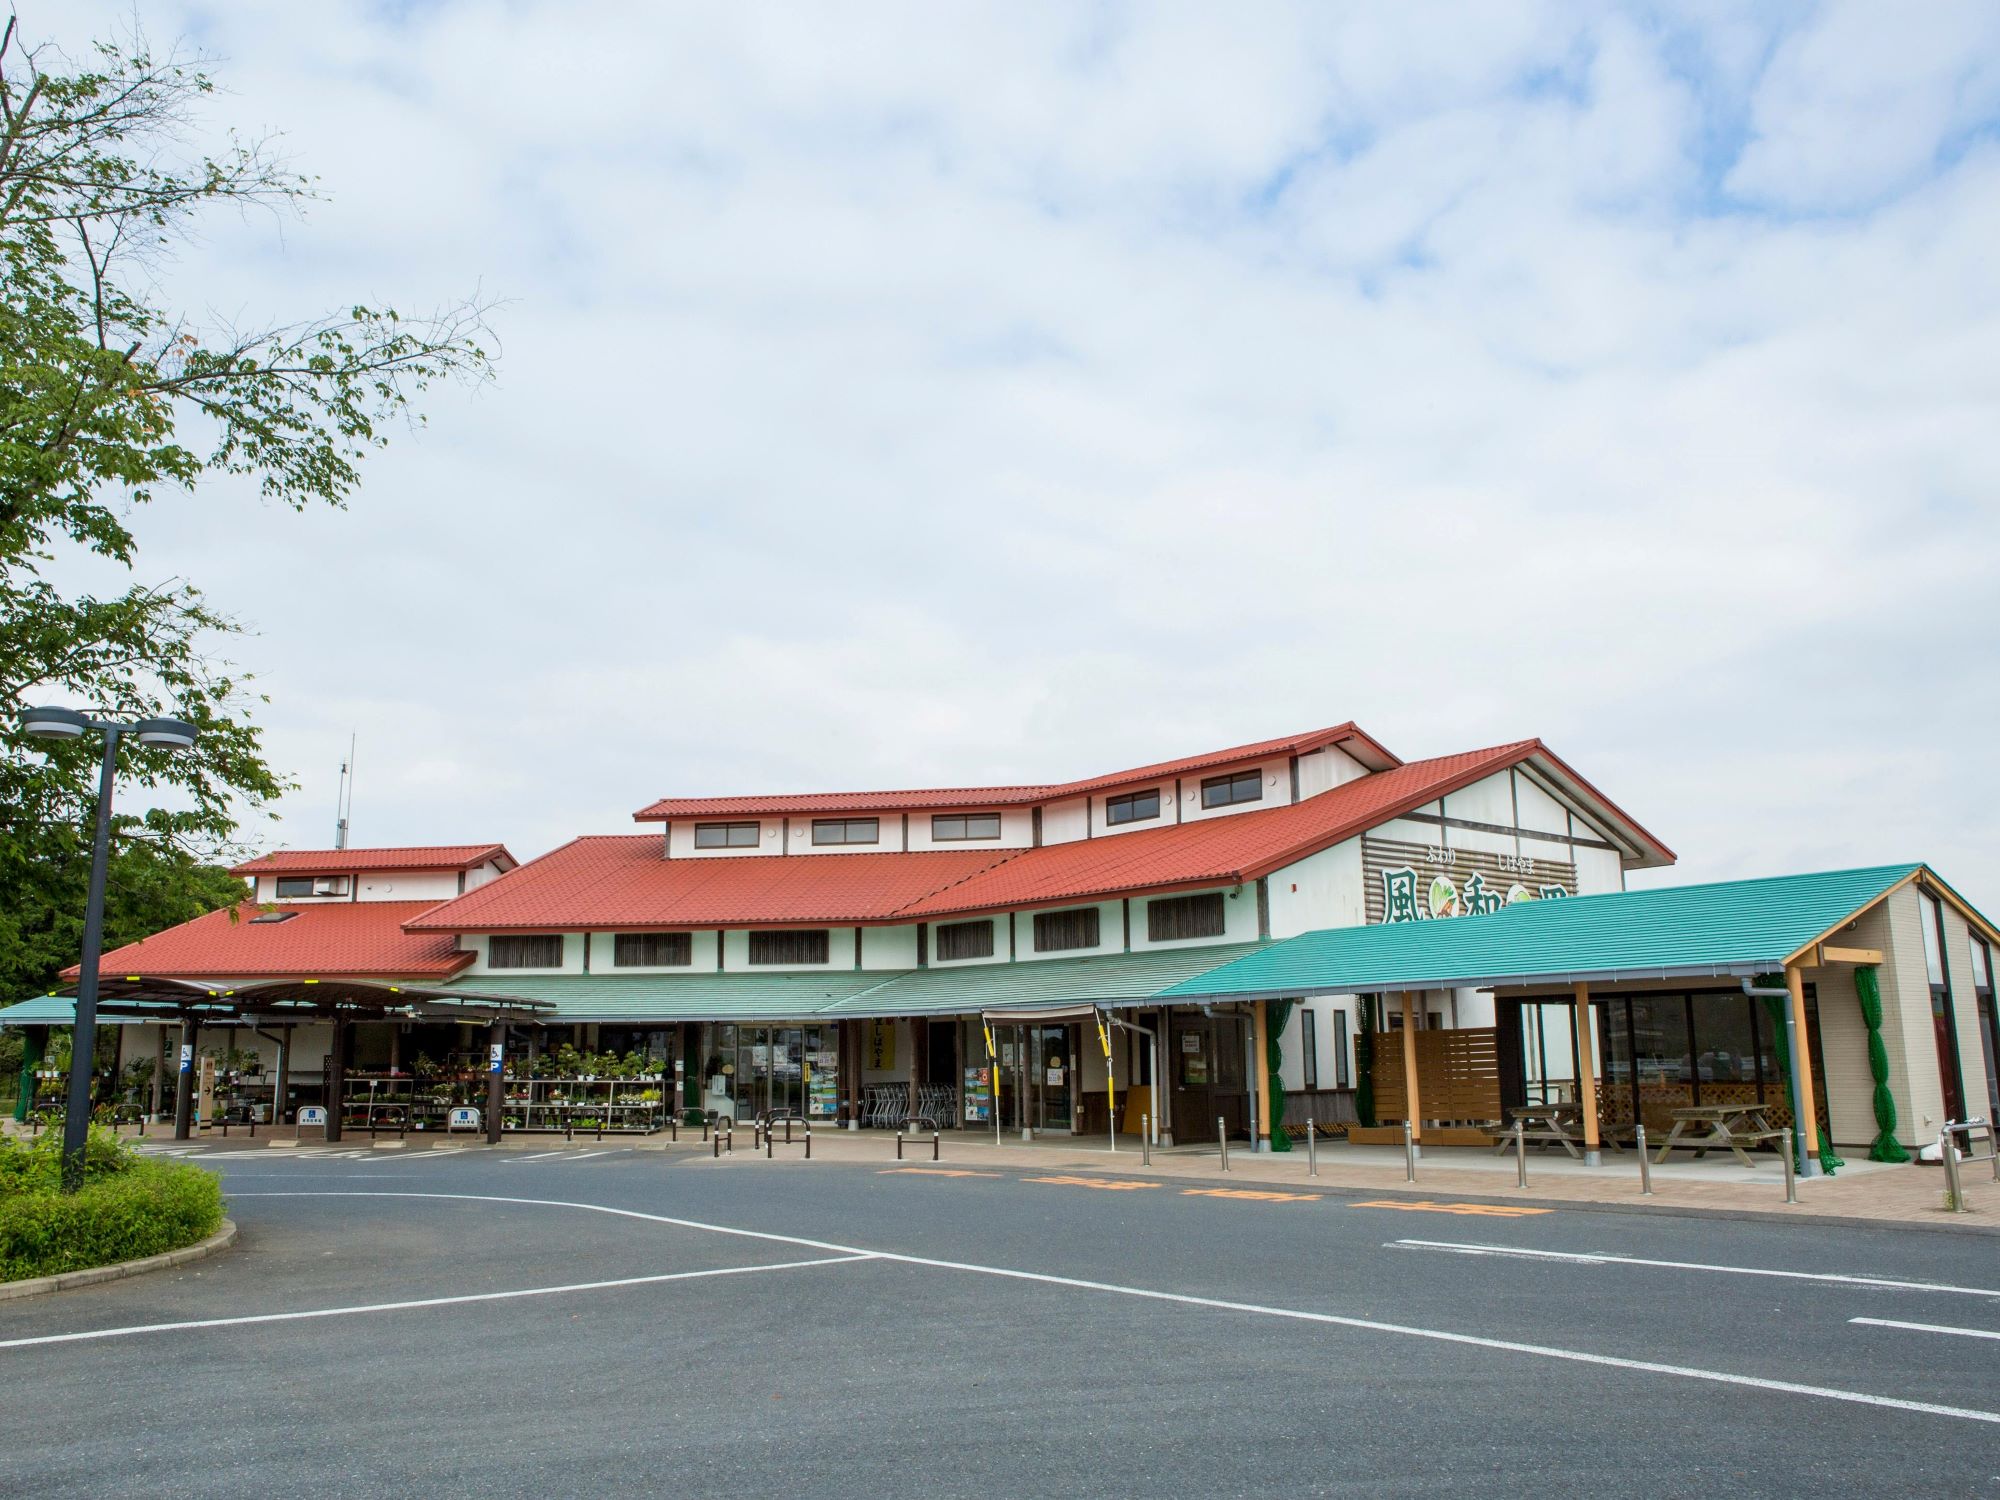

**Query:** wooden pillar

left=1400, top=991, right=1423, bottom=1149
left=1572, top=982, right=1601, bottom=1166
left=1252, top=1000, right=1272, bottom=1148
left=1784, top=963, right=1822, bottom=1172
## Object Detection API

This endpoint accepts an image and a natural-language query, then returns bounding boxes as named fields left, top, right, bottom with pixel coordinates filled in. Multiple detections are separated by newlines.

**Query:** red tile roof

left=402, top=840, right=1016, bottom=932
left=230, top=844, right=513, bottom=876
left=70, top=902, right=476, bottom=980
left=408, top=740, right=1671, bottom=934
left=631, top=724, right=1398, bottom=820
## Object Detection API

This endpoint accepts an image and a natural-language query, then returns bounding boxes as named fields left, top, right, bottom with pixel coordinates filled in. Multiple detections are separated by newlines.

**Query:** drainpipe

left=1743, top=977, right=1813, bottom=1178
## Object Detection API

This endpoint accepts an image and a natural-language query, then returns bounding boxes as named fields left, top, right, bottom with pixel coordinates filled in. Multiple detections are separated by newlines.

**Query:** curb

left=1044, top=1165, right=2000, bottom=1237
left=0, top=1218, right=239, bottom=1302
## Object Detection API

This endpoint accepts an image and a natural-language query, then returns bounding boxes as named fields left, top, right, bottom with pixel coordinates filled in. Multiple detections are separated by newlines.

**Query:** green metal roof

left=819, top=942, right=1269, bottom=1016
left=0, top=996, right=181, bottom=1026
left=1159, top=864, right=1929, bottom=1000
left=438, top=944, right=1270, bottom=1022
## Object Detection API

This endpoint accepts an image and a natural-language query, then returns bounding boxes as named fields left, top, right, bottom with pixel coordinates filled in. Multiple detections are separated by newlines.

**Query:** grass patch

left=0, top=1127, right=223, bottom=1282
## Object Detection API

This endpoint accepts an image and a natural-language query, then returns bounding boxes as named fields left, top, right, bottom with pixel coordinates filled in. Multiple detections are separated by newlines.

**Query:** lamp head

left=17, top=705, right=89, bottom=741
left=133, top=717, right=198, bottom=751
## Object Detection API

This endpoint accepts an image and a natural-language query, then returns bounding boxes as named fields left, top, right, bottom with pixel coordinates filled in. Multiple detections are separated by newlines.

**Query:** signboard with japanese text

left=866, top=1020, right=897, bottom=1071
left=1363, top=835, right=1575, bottom=926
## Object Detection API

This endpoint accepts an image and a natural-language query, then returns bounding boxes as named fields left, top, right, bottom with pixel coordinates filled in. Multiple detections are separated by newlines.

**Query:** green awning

left=0, top=996, right=180, bottom=1026
left=1159, top=864, right=1930, bottom=1001
left=440, top=943, right=1271, bottom=1023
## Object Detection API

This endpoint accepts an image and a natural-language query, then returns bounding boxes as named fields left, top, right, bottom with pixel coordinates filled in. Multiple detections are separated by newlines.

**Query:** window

left=274, top=875, right=348, bottom=898
left=1921, top=891, right=1967, bottom=1120
left=613, top=932, right=692, bottom=968
left=488, top=934, right=563, bottom=969
left=1200, top=770, right=1263, bottom=809
left=932, top=813, right=1001, bottom=841
left=249, top=910, right=298, bottom=925
left=1300, top=1009, right=1319, bottom=1089
left=936, top=919, right=995, bottom=962
left=811, top=818, right=878, bottom=846
left=748, top=929, right=830, bottom=965
left=1033, top=907, right=1100, bottom=953
left=694, top=821, right=760, bottom=849
left=1147, top=892, right=1226, bottom=942
left=1105, top=790, right=1160, bottom=826
left=1972, top=936, right=1998, bottom=1123
left=1332, top=1009, right=1351, bottom=1088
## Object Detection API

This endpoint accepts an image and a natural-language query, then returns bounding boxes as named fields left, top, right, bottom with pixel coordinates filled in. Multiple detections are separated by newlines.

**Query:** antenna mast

left=334, top=734, right=356, bottom=849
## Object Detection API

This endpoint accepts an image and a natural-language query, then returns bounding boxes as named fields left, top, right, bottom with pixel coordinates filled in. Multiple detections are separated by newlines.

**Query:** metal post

left=896, top=1126, right=904, bottom=1162
left=1402, top=1119, right=1416, bottom=1182
left=60, top=727, right=122, bottom=1191
left=1307, top=1118, right=1318, bottom=1177
left=1514, top=1120, right=1527, bottom=1189
left=486, top=1023, right=505, bottom=1146
left=805, top=1123, right=812, bottom=1161
left=1141, top=1114, right=1151, bottom=1167
left=172, top=1019, right=195, bottom=1140
left=766, top=1124, right=774, bottom=1159
left=1782, top=1129, right=1798, bottom=1204
left=273, top=1023, right=292, bottom=1130
left=1218, top=1116, right=1229, bottom=1172
left=1635, top=1123, right=1653, bottom=1196
left=1942, top=1125, right=1965, bottom=1213
left=713, top=1123, right=722, bottom=1159
left=932, top=1128, right=940, bottom=1163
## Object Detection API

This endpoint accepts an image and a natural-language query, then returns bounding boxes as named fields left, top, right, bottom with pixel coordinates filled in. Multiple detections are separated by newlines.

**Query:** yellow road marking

left=1024, top=1175, right=1162, bottom=1191
left=879, top=1168, right=1003, bottom=1178
left=1351, top=1199, right=1551, bottom=1217
left=1183, top=1188, right=1319, bottom=1202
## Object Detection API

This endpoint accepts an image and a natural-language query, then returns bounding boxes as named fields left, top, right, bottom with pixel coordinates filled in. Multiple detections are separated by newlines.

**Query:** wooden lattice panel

left=1371, top=1028, right=1502, bottom=1125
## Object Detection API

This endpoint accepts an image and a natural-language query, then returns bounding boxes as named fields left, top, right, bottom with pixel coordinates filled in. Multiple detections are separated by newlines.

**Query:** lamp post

left=17, top=706, right=199, bottom=1192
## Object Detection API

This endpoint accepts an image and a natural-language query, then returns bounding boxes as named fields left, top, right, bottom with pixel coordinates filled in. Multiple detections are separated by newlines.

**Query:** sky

left=43, top=2, right=2000, bottom=908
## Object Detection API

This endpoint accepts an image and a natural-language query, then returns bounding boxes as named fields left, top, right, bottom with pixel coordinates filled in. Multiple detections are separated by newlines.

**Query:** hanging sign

left=1363, top=836, right=1575, bottom=925
left=178, top=1043, right=194, bottom=1073
left=488, top=1043, right=505, bottom=1075
left=866, top=1020, right=897, bottom=1071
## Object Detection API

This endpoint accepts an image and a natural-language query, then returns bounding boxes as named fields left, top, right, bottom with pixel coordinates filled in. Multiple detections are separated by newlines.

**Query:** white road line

left=564, top=1150, right=620, bottom=1162
left=223, top=1193, right=2000, bottom=1427
left=1389, top=1239, right=2000, bottom=1300
left=0, top=1255, right=872, bottom=1352
left=504, top=1151, right=570, bottom=1163
left=1851, top=1318, right=2000, bottom=1342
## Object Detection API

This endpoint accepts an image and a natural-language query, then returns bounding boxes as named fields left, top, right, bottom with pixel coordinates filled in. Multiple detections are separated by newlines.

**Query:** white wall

left=354, top=870, right=463, bottom=903
left=1267, top=838, right=1365, bottom=938
left=863, top=924, right=920, bottom=969
left=1295, top=745, right=1371, bottom=800
left=1129, top=886, right=1261, bottom=950
left=1011, top=901, right=1122, bottom=961
left=1176, top=756, right=1291, bottom=826
left=1040, top=797, right=1088, bottom=845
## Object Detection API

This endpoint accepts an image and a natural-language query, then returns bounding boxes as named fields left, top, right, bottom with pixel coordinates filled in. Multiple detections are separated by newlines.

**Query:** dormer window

left=694, top=821, right=760, bottom=849
left=274, top=875, right=350, bottom=898
left=811, top=818, right=878, bottom=846
left=933, top=814, right=1001, bottom=841
left=1200, top=771, right=1263, bottom=809
left=1105, top=790, right=1160, bottom=826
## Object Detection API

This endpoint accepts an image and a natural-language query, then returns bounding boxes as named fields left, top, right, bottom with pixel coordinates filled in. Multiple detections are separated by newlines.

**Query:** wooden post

left=1399, top=991, right=1423, bottom=1150
left=1572, top=982, right=1601, bottom=1166
left=1784, top=963, right=1823, bottom=1171
left=1252, top=1001, right=1272, bottom=1148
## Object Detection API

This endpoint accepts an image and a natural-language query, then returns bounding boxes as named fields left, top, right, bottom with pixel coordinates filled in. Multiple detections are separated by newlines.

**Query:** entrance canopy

left=1156, top=865, right=1980, bottom=1002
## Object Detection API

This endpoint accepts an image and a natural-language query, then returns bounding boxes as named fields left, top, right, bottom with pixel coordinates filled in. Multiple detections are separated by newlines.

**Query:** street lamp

left=17, top=706, right=199, bottom=1190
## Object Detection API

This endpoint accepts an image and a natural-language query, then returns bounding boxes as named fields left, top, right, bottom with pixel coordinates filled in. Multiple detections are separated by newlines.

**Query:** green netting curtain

left=1354, top=995, right=1378, bottom=1127
left=1854, top=965, right=1910, bottom=1162
left=1266, top=1000, right=1294, bottom=1151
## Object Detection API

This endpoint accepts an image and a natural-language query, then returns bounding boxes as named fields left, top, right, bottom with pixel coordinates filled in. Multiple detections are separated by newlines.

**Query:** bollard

left=725, top=1121, right=734, bottom=1155
left=1307, top=1119, right=1318, bottom=1177
left=701, top=1114, right=711, bottom=1143
left=1941, top=1125, right=1964, bottom=1213
left=1218, top=1116, right=1229, bottom=1172
left=1782, top=1131, right=1798, bottom=1204
left=1141, top=1114, right=1151, bottom=1167
left=1514, top=1120, right=1527, bottom=1189
left=896, top=1126, right=905, bottom=1162
left=805, top=1123, right=812, bottom=1161
left=1635, top=1123, right=1653, bottom=1196
left=766, top=1125, right=774, bottom=1160
left=1402, top=1119, right=1416, bottom=1182
left=714, top=1124, right=722, bottom=1159
left=932, top=1129, right=940, bottom=1163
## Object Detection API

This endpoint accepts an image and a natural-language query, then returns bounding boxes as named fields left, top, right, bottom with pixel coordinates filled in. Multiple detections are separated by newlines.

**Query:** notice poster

left=963, top=1066, right=991, bottom=1122
left=806, top=1052, right=838, bottom=1117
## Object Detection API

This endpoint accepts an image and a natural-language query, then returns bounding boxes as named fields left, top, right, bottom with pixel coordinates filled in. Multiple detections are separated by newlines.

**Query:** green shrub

left=0, top=1129, right=222, bottom=1281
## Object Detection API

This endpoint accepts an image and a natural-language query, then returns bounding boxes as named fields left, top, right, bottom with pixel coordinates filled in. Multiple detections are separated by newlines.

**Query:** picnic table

left=1651, top=1103, right=1782, bottom=1167
left=1494, top=1102, right=1585, bottom=1160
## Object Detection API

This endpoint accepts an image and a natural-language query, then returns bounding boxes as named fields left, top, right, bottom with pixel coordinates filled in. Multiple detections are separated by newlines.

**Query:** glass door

left=1034, top=1024, right=1073, bottom=1131
left=770, top=1028, right=804, bottom=1117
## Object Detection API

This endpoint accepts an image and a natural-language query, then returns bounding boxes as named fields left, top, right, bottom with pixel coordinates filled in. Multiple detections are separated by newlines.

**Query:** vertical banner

left=866, top=1019, right=897, bottom=1071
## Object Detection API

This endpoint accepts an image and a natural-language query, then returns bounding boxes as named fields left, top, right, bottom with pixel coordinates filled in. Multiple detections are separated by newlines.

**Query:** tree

left=0, top=17, right=494, bottom=1004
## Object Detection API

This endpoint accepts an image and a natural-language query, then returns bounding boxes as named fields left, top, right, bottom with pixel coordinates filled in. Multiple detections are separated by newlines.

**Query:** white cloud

left=34, top=1, right=2000, bottom=914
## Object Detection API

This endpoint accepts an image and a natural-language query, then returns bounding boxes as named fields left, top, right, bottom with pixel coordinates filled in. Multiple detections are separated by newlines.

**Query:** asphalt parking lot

left=2, top=1142, right=1997, bottom=1498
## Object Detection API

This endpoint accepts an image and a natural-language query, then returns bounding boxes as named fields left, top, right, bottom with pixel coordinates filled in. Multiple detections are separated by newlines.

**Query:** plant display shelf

left=499, top=1075, right=669, bottom=1136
